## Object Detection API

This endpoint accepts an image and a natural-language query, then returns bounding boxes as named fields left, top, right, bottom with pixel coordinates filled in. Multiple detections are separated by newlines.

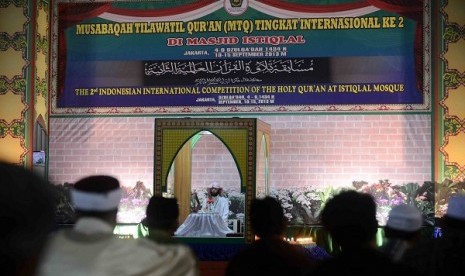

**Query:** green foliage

left=316, top=186, right=341, bottom=219
left=52, top=183, right=75, bottom=224
left=413, top=182, right=435, bottom=226
left=269, top=180, right=437, bottom=227
left=397, top=182, right=420, bottom=205
left=417, top=182, right=435, bottom=225
left=395, top=181, right=435, bottom=225
left=227, top=191, right=245, bottom=219
left=435, top=179, right=465, bottom=217
left=435, top=179, right=457, bottom=215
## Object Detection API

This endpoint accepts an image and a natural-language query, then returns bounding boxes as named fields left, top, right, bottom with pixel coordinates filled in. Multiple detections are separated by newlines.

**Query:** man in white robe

left=203, top=182, right=230, bottom=225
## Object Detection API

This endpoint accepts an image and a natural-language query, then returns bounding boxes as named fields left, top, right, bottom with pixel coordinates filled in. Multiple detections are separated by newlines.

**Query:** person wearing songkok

left=381, top=204, right=423, bottom=262
left=203, top=182, right=230, bottom=225
left=38, top=175, right=198, bottom=276
left=403, top=195, right=465, bottom=276
left=310, top=190, right=420, bottom=276
left=226, top=196, right=314, bottom=276
left=0, top=161, right=55, bottom=276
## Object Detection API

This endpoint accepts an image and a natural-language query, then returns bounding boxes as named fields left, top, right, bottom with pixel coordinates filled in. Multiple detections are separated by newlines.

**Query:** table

left=175, top=212, right=233, bottom=237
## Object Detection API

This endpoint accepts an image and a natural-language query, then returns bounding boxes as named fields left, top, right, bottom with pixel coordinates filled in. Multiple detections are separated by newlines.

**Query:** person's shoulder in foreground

left=309, top=190, right=420, bottom=276
left=38, top=175, right=198, bottom=276
left=403, top=195, right=465, bottom=276
left=227, top=237, right=314, bottom=276
left=0, top=161, right=55, bottom=276
left=41, top=230, right=197, bottom=276
left=226, top=196, right=314, bottom=276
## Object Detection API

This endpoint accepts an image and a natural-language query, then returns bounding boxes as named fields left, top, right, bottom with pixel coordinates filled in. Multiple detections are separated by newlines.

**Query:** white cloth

left=175, top=213, right=233, bottom=237
left=38, top=218, right=198, bottom=276
left=203, top=196, right=230, bottom=224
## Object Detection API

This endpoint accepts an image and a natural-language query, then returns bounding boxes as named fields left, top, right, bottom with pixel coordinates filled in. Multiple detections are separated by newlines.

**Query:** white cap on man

left=70, top=175, right=122, bottom=212
left=446, top=195, right=465, bottom=221
left=211, top=182, right=222, bottom=189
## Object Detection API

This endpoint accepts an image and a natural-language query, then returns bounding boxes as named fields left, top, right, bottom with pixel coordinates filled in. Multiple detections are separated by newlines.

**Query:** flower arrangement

left=353, top=179, right=406, bottom=225
left=227, top=190, right=245, bottom=219
left=397, top=182, right=434, bottom=225
left=118, top=182, right=152, bottom=223
left=52, top=180, right=152, bottom=224
left=270, top=187, right=322, bottom=224
left=51, top=179, right=440, bottom=226
left=269, top=180, right=435, bottom=226
left=118, top=196, right=149, bottom=223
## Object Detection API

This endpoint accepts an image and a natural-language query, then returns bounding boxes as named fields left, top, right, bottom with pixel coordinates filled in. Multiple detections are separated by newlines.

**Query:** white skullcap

left=446, top=195, right=465, bottom=221
left=71, top=175, right=122, bottom=212
left=386, top=204, right=423, bottom=232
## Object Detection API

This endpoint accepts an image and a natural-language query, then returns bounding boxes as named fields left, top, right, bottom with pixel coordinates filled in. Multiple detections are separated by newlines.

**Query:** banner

left=51, top=0, right=430, bottom=115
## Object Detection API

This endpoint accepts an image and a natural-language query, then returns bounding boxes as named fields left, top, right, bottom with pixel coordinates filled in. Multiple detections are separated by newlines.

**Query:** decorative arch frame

left=154, top=117, right=270, bottom=243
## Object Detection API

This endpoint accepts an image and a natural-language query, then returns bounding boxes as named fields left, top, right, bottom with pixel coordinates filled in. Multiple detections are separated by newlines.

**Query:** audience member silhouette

left=311, top=190, right=419, bottom=276
left=143, top=196, right=181, bottom=244
left=226, top=196, right=314, bottom=276
left=0, top=161, right=55, bottom=276
left=38, top=175, right=198, bottom=276
left=381, top=204, right=423, bottom=262
left=403, top=195, right=465, bottom=276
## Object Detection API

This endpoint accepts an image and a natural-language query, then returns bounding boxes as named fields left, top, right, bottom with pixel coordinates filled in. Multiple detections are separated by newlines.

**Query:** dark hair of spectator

left=73, top=175, right=120, bottom=193
left=320, top=190, right=378, bottom=249
left=0, top=161, right=56, bottom=275
left=384, top=227, right=420, bottom=240
left=144, top=196, right=179, bottom=230
left=442, top=216, right=465, bottom=231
